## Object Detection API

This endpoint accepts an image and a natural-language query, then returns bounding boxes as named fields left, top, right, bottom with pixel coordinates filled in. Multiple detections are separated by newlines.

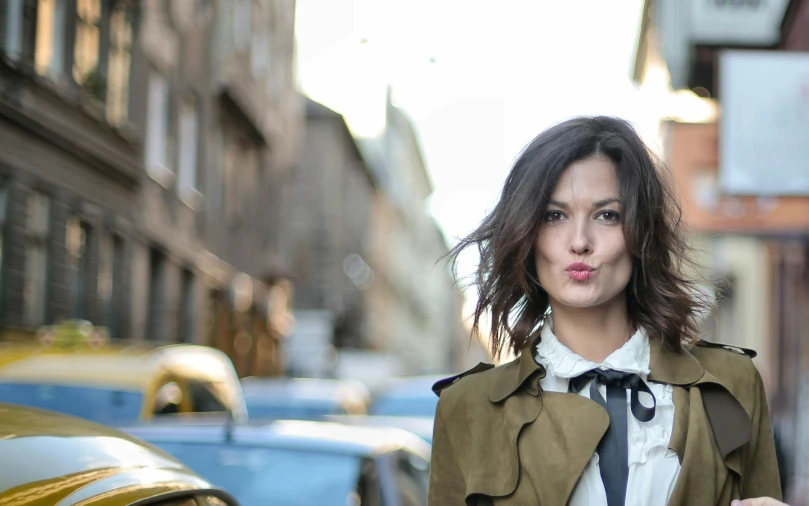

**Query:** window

left=223, top=136, right=239, bottom=221
left=241, top=141, right=258, bottom=225
left=67, top=218, right=91, bottom=319
left=24, top=192, right=50, bottom=327
left=35, top=0, right=68, bottom=77
left=1, top=0, right=24, bottom=60
left=145, top=72, right=173, bottom=186
left=177, top=96, right=202, bottom=208
left=233, top=0, right=251, bottom=50
left=0, top=185, right=7, bottom=308
left=146, top=248, right=164, bottom=339
left=188, top=380, right=228, bottom=413
left=356, top=458, right=385, bottom=506
left=106, top=2, right=133, bottom=125
left=393, top=451, right=430, bottom=506
left=153, top=381, right=183, bottom=415
left=99, top=234, right=123, bottom=335
left=73, top=0, right=101, bottom=87
left=250, top=30, right=269, bottom=78
left=178, top=268, right=195, bottom=343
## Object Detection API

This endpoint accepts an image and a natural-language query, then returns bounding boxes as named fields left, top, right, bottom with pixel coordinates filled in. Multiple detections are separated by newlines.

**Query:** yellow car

left=0, top=320, right=248, bottom=425
left=0, top=403, right=239, bottom=506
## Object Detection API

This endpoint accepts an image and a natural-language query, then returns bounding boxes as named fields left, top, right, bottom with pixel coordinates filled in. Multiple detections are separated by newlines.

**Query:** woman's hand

left=732, top=498, right=789, bottom=506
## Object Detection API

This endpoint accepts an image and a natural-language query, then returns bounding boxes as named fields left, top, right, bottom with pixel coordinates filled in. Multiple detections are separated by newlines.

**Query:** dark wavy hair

left=448, top=116, right=710, bottom=359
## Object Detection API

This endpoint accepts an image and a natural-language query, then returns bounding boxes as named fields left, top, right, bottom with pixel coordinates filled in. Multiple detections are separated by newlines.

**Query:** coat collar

left=488, top=337, right=545, bottom=402
left=489, top=334, right=706, bottom=402
left=481, top=334, right=753, bottom=505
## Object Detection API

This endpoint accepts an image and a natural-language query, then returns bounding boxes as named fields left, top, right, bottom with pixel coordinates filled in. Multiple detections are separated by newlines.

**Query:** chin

left=556, top=297, right=603, bottom=309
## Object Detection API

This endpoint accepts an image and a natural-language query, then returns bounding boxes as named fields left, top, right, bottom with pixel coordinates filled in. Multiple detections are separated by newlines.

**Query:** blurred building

left=635, top=0, right=809, bottom=500
left=0, top=0, right=302, bottom=378
left=130, top=0, right=301, bottom=377
left=0, top=0, right=142, bottom=337
left=279, top=98, right=377, bottom=377
left=281, top=93, right=468, bottom=379
left=361, top=91, right=466, bottom=374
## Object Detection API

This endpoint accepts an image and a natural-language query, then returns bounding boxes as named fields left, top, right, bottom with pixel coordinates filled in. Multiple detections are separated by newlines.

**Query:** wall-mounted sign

left=690, top=0, right=789, bottom=45
left=719, top=50, right=809, bottom=196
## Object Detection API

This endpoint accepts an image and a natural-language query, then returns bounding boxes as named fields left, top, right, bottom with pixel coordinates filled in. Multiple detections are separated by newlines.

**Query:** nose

left=569, top=218, right=592, bottom=255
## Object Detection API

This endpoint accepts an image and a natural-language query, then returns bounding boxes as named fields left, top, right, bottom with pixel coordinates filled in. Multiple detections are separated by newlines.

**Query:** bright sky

left=295, top=0, right=652, bottom=313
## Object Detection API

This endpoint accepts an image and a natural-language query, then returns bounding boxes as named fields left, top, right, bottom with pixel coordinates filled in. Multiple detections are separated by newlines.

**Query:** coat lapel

left=648, top=338, right=752, bottom=504
left=519, top=391, right=610, bottom=504
left=485, top=346, right=609, bottom=504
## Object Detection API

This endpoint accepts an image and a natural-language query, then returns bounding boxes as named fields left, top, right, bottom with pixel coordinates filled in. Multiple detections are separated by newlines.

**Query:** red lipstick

left=566, top=262, right=595, bottom=281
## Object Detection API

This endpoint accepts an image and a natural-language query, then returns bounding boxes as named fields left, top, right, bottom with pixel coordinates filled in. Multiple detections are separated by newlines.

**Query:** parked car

left=240, top=377, right=370, bottom=420
left=324, top=414, right=434, bottom=444
left=0, top=320, right=248, bottom=425
left=125, top=419, right=431, bottom=506
left=0, top=402, right=239, bottom=506
left=368, top=375, right=444, bottom=419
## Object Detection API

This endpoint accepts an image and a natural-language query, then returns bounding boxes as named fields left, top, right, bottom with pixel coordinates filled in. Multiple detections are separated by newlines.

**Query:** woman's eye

left=596, top=211, right=620, bottom=222
left=544, top=210, right=564, bottom=222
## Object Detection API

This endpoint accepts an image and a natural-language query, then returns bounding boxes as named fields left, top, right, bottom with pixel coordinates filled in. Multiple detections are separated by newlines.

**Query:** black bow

left=568, top=368, right=656, bottom=422
left=568, top=369, right=657, bottom=506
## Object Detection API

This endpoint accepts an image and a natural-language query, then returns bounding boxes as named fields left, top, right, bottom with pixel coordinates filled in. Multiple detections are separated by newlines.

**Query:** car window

left=199, top=496, right=231, bottom=506
left=0, top=382, right=143, bottom=424
left=150, top=441, right=363, bottom=506
left=392, top=450, right=430, bottom=506
left=154, top=381, right=183, bottom=415
left=355, top=457, right=385, bottom=506
left=144, top=498, right=198, bottom=506
left=187, top=381, right=229, bottom=413
left=135, top=494, right=236, bottom=506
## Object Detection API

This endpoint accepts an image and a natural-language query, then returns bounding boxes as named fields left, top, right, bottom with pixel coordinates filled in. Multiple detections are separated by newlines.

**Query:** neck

left=548, top=297, right=633, bottom=363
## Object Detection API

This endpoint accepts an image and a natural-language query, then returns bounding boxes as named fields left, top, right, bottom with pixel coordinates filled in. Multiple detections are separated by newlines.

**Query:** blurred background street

left=0, top=0, right=808, bottom=504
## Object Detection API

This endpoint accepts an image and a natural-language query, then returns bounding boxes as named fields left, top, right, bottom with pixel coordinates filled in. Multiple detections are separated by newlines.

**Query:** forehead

left=551, top=156, right=618, bottom=200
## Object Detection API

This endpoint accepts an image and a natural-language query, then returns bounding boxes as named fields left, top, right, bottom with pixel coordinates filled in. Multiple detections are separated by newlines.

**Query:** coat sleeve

left=428, top=396, right=466, bottom=505
left=741, top=366, right=783, bottom=500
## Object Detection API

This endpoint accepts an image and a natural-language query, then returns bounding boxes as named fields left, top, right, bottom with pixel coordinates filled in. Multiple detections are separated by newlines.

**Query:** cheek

left=534, top=231, right=556, bottom=272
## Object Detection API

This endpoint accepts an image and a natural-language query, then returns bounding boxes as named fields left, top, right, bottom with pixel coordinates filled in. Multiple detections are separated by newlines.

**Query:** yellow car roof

left=0, top=344, right=236, bottom=389
left=0, top=403, right=232, bottom=506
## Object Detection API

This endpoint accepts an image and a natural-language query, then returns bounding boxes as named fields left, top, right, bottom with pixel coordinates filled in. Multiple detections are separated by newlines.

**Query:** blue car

left=125, top=420, right=431, bottom=506
left=369, top=375, right=444, bottom=419
left=241, top=377, right=370, bottom=420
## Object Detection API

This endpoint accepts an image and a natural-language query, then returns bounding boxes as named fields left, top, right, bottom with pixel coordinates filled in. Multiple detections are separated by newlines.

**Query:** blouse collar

left=534, top=314, right=650, bottom=379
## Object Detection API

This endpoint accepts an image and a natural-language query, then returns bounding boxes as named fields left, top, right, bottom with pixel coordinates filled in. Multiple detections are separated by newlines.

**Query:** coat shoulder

left=688, top=339, right=759, bottom=380
left=688, top=339, right=762, bottom=412
left=432, top=362, right=497, bottom=397
left=692, top=339, right=757, bottom=358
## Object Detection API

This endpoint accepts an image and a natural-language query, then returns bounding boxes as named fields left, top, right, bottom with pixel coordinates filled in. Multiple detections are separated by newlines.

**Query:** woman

left=429, top=117, right=785, bottom=506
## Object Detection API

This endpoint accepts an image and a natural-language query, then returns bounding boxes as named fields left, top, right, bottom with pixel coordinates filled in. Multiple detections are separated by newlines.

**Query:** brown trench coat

left=428, top=337, right=782, bottom=506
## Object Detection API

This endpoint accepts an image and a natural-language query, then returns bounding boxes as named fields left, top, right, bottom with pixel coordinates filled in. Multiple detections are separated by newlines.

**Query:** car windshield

left=150, top=441, right=362, bottom=506
left=0, top=382, right=143, bottom=424
left=369, top=395, right=438, bottom=418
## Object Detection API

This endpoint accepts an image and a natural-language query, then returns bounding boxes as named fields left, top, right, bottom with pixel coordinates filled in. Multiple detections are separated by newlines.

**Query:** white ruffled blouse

left=534, top=318, right=681, bottom=506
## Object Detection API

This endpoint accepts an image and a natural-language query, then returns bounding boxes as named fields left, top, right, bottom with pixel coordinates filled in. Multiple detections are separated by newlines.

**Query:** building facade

left=635, top=0, right=809, bottom=499
left=0, top=0, right=301, bottom=378
left=281, top=95, right=470, bottom=379
left=0, top=0, right=141, bottom=339
left=130, top=0, right=301, bottom=376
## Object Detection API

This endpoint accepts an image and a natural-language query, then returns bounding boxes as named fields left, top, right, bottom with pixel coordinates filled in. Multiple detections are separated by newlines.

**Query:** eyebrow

left=548, top=197, right=622, bottom=209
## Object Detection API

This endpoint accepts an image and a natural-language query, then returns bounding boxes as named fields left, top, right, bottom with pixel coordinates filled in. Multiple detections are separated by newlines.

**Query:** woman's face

left=534, top=155, right=633, bottom=310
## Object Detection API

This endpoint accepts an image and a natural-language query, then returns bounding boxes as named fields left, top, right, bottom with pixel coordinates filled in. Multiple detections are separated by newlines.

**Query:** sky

left=295, top=0, right=651, bottom=312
